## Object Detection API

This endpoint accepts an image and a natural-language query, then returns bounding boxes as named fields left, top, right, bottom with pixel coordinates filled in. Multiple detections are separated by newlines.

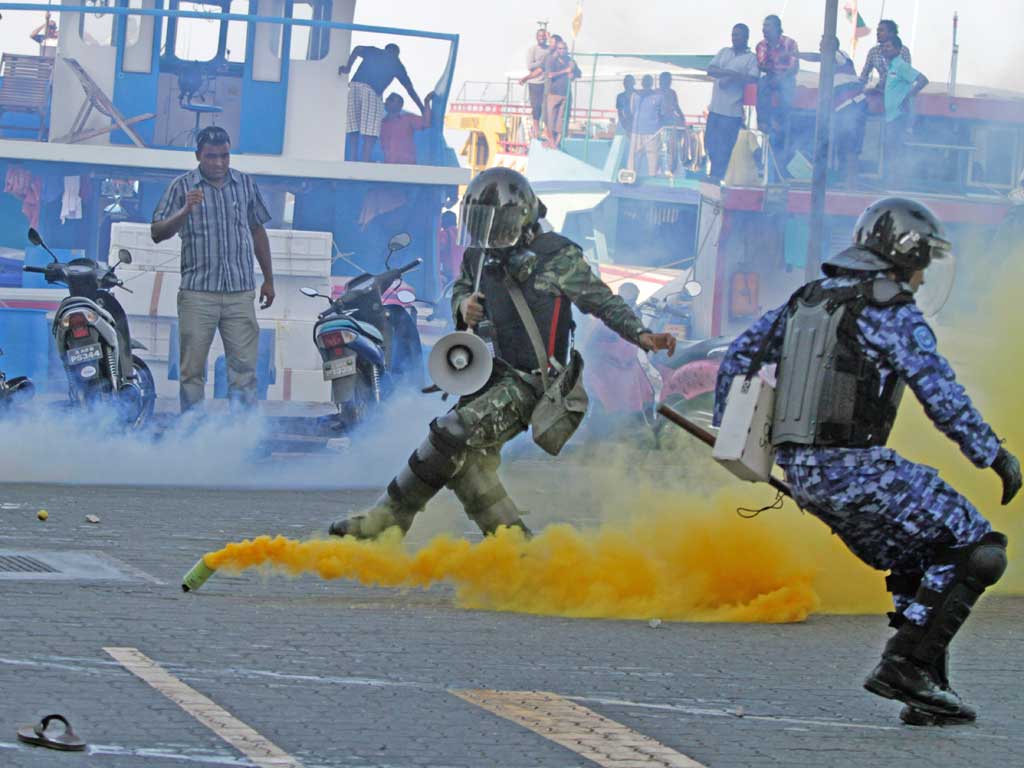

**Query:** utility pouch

left=504, top=275, right=588, bottom=456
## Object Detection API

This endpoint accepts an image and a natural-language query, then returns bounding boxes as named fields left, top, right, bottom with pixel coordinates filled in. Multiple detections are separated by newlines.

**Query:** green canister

left=181, top=557, right=216, bottom=592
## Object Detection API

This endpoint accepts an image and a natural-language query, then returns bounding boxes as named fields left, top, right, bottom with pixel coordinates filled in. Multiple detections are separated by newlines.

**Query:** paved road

left=0, top=478, right=1021, bottom=768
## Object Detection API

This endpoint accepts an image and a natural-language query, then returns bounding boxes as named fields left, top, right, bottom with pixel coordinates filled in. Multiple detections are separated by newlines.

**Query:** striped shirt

left=860, top=44, right=912, bottom=86
left=152, top=168, right=272, bottom=293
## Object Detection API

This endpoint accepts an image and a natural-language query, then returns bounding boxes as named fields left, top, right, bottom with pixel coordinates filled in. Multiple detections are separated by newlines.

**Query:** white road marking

left=0, top=739, right=256, bottom=766
left=453, top=689, right=707, bottom=767
left=104, top=647, right=302, bottom=768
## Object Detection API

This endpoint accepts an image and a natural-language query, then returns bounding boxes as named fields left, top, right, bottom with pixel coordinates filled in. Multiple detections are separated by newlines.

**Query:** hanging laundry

left=61, top=176, right=83, bottom=223
left=4, top=167, right=42, bottom=229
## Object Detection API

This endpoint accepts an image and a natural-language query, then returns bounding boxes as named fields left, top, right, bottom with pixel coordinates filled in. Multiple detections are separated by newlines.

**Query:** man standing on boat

left=519, top=26, right=551, bottom=142
left=755, top=15, right=799, bottom=169
left=706, top=23, right=760, bottom=181
left=339, top=43, right=425, bottom=162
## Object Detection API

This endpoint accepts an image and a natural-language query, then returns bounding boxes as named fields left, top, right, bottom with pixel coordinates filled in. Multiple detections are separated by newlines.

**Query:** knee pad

left=429, top=412, right=470, bottom=456
left=393, top=413, right=469, bottom=500
left=963, top=531, right=1008, bottom=590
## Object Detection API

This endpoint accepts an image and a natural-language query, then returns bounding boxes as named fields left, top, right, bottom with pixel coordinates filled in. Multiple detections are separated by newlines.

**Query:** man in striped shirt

left=860, top=19, right=912, bottom=89
left=151, top=126, right=274, bottom=412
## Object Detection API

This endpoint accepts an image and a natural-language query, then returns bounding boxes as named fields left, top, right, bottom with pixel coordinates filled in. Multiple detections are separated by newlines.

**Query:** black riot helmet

left=457, top=167, right=540, bottom=249
left=825, top=198, right=952, bottom=277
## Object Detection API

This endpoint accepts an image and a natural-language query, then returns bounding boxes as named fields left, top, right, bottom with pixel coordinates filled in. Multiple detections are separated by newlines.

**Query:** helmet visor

left=916, top=251, right=955, bottom=318
left=457, top=202, right=523, bottom=249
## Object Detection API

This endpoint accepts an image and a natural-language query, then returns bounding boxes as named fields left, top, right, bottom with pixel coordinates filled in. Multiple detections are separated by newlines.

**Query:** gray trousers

left=177, top=289, right=259, bottom=411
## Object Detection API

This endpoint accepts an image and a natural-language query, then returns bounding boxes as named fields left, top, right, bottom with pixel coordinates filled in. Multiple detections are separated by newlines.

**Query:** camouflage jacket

left=712, top=275, right=1001, bottom=468
left=451, top=239, right=647, bottom=348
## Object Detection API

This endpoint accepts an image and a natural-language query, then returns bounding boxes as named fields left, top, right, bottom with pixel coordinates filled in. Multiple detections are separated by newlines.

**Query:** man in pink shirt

left=380, top=91, right=434, bottom=164
left=755, top=14, right=799, bottom=164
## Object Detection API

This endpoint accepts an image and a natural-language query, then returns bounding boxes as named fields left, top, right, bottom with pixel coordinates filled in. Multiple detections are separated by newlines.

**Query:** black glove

left=992, top=447, right=1022, bottom=506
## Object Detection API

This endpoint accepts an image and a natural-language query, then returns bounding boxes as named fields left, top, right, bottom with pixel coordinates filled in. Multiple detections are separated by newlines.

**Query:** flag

left=571, top=1, right=583, bottom=39
left=844, top=3, right=871, bottom=54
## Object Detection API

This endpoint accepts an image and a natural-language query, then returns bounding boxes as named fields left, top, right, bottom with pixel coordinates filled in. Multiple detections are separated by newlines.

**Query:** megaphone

left=428, top=331, right=493, bottom=396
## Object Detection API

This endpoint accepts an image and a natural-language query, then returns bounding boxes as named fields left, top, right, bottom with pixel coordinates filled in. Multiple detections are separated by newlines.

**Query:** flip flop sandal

left=16, top=714, right=87, bottom=751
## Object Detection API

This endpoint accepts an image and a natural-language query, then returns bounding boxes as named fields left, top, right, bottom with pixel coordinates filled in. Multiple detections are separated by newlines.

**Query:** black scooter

left=0, top=347, right=35, bottom=415
left=23, top=228, right=156, bottom=428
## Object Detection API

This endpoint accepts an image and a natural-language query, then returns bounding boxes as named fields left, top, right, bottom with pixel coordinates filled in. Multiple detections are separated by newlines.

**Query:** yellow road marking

left=104, top=647, right=302, bottom=768
left=452, top=689, right=707, bottom=768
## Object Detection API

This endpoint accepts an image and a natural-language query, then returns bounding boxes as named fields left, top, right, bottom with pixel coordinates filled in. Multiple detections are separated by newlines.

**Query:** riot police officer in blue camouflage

left=713, top=197, right=1021, bottom=725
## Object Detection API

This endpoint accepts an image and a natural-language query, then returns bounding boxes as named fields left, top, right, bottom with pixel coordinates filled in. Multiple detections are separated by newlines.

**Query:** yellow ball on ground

left=37, top=509, right=48, bottom=521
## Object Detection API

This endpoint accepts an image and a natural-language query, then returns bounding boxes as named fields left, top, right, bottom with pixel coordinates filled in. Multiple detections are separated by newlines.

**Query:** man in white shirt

left=519, top=28, right=551, bottom=141
left=705, top=24, right=761, bottom=180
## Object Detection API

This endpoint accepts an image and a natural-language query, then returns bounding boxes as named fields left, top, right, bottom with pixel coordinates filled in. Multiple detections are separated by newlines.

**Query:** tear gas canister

left=181, top=557, right=216, bottom=592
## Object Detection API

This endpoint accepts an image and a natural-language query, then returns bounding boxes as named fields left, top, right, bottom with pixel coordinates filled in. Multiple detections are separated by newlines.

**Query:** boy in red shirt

left=380, top=91, right=433, bottom=164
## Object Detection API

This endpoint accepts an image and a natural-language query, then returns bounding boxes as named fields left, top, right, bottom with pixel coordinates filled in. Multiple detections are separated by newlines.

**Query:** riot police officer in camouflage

left=713, top=197, right=1021, bottom=725
left=329, top=167, right=677, bottom=541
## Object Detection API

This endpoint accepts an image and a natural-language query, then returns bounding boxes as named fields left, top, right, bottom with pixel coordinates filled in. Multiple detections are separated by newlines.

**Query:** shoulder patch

left=912, top=325, right=937, bottom=352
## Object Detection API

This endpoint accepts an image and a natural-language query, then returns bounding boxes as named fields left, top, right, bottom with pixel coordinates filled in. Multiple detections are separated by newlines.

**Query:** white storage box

left=116, top=271, right=182, bottom=317
left=266, top=368, right=328, bottom=403
left=254, top=275, right=331, bottom=322
left=712, top=375, right=776, bottom=482
left=267, top=319, right=323, bottom=371
left=110, top=223, right=332, bottom=278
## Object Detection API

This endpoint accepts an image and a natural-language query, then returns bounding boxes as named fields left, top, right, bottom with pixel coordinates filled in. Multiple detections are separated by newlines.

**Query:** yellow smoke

left=202, top=249, right=1020, bottom=622
left=204, top=482, right=888, bottom=622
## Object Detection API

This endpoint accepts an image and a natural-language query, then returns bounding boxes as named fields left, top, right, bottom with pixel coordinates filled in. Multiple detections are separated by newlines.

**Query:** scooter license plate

left=67, top=343, right=102, bottom=365
left=323, top=355, right=357, bottom=381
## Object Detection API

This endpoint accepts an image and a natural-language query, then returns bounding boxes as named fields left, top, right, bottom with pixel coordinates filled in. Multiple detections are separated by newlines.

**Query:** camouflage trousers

left=778, top=446, right=992, bottom=627
left=454, top=368, right=540, bottom=451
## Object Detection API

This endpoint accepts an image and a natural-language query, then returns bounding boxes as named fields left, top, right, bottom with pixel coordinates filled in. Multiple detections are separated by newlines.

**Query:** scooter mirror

left=27, top=227, right=43, bottom=247
left=118, top=249, right=133, bottom=265
left=395, top=289, right=416, bottom=303
left=300, top=287, right=320, bottom=298
left=684, top=280, right=703, bottom=298
left=388, top=233, right=412, bottom=252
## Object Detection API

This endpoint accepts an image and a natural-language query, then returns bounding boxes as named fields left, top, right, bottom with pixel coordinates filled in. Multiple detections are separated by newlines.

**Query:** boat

left=446, top=46, right=1024, bottom=341
left=0, top=0, right=468, bottom=403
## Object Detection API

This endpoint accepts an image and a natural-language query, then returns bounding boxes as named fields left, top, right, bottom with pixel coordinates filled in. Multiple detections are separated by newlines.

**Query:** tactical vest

left=771, top=278, right=914, bottom=448
left=466, top=233, right=575, bottom=373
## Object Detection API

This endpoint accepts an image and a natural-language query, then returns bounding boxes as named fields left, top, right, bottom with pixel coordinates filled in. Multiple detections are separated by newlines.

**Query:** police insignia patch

left=912, top=325, right=937, bottom=352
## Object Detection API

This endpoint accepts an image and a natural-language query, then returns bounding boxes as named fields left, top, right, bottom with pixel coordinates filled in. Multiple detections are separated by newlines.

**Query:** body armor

left=466, top=233, right=574, bottom=373
left=772, top=278, right=914, bottom=448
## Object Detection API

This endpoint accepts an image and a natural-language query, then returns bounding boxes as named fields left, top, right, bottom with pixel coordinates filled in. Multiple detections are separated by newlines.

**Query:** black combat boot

left=866, top=532, right=1007, bottom=719
left=899, top=651, right=977, bottom=726
left=863, top=627, right=965, bottom=716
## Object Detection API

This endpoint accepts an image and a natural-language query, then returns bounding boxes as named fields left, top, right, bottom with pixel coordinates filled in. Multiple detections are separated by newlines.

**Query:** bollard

left=181, top=557, right=216, bottom=592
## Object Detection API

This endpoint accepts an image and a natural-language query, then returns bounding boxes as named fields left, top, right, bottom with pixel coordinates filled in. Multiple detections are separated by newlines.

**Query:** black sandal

left=17, top=714, right=87, bottom=751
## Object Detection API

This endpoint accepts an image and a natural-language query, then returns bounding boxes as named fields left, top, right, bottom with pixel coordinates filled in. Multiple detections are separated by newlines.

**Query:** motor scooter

left=300, top=233, right=423, bottom=426
left=0, top=347, right=35, bottom=415
left=23, top=228, right=156, bottom=428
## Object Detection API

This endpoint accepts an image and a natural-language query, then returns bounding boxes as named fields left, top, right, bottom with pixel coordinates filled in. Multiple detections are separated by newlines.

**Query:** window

left=174, top=1, right=222, bottom=62
left=288, top=1, right=331, bottom=61
left=80, top=10, right=114, bottom=47
left=125, top=0, right=144, bottom=48
left=969, top=125, right=1019, bottom=188
left=225, top=0, right=249, bottom=63
left=123, top=0, right=154, bottom=74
